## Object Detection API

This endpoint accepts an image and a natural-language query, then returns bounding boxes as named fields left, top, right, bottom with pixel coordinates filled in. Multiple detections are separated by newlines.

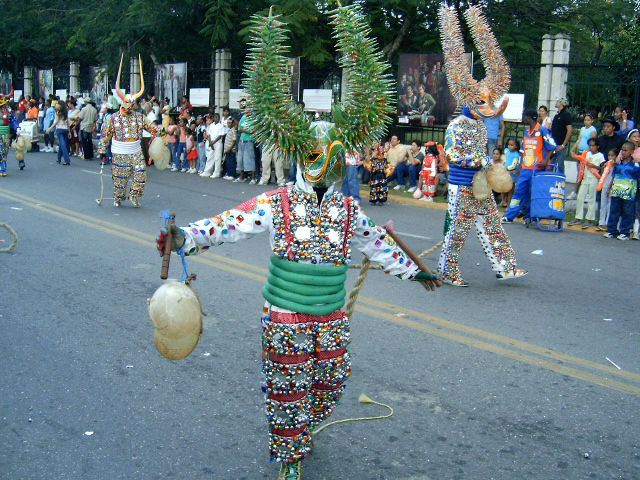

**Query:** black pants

left=81, top=130, right=94, bottom=159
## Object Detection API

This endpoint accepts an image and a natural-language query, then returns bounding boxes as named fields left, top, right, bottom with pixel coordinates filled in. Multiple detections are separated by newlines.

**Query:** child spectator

left=417, top=142, right=439, bottom=201
left=568, top=137, right=604, bottom=228
left=369, top=140, right=390, bottom=204
left=596, top=149, right=617, bottom=231
left=503, top=138, right=521, bottom=208
left=223, top=117, right=237, bottom=180
left=186, top=127, right=198, bottom=173
left=196, top=116, right=207, bottom=174
left=568, top=113, right=598, bottom=200
left=604, top=141, right=640, bottom=240
left=491, top=147, right=505, bottom=205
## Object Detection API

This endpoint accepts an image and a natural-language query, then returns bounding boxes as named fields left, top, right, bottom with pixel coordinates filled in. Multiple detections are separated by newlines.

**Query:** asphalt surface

left=1, top=149, right=639, bottom=480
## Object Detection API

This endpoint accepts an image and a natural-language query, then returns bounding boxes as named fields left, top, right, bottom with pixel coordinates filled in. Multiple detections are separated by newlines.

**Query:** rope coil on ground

left=0, top=223, right=18, bottom=252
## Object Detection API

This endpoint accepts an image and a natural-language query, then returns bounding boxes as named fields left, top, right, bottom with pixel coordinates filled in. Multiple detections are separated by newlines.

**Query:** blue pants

left=197, top=143, right=206, bottom=172
left=341, top=165, right=361, bottom=202
left=505, top=169, right=534, bottom=220
left=168, top=143, right=176, bottom=168
left=554, top=147, right=567, bottom=174
left=56, top=129, right=72, bottom=164
left=607, top=196, right=636, bottom=236
left=288, top=159, right=297, bottom=182
left=224, top=151, right=237, bottom=178
left=175, top=142, right=186, bottom=170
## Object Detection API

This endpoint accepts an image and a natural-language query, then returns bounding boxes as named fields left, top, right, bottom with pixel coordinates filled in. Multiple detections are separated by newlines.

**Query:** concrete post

left=214, top=49, right=231, bottom=114
left=129, top=56, right=140, bottom=95
left=536, top=34, right=554, bottom=111
left=70, top=62, right=80, bottom=95
left=549, top=33, right=571, bottom=117
left=24, top=66, right=34, bottom=98
left=341, top=67, right=350, bottom=103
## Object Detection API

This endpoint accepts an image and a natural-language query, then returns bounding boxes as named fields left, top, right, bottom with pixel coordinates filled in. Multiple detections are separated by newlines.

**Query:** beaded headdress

left=438, top=6, right=510, bottom=120
left=243, top=4, right=394, bottom=187
left=114, top=54, right=145, bottom=113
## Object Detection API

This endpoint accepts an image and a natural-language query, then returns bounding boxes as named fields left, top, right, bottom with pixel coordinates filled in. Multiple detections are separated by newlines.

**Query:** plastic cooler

left=530, top=167, right=566, bottom=232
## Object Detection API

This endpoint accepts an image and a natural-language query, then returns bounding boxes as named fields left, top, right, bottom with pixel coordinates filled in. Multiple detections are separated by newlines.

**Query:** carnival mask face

left=470, top=88, right=509, bottom=120
left=302, top=141, right=346, bottom=188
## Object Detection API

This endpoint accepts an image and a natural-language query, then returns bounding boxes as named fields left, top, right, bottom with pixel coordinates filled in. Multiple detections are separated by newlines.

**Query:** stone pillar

left=24, top=66, right=34, bottom=98
left=70, top=62, right=80, bottom=95
left=536, top=34, right=554, bottom=111
left=341, top=67, right=350, bottom=103
left=214, top=48, right=231, bottom=114
left=549, top=33, right=571, bottom=117
left=129, top=56, right=141, bottom=96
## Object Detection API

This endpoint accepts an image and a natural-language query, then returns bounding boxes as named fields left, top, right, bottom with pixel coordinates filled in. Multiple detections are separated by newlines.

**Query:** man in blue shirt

left=484, top=112, right=504, bottom=154
left=42, top=99, right=57, bottom=153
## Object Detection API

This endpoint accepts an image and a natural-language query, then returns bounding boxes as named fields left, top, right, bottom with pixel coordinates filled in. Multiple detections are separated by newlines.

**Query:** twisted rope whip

left=0, top=223, right=18, bottom=252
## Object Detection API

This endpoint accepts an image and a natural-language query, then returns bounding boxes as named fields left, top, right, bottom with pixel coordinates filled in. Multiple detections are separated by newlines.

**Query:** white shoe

left=407, top=186, right=417, bottom=193
left=171, top=167, right=179, bottom=172
left=257, top=180, right=268, bottom=185
left=249, top=179, right=257, bottom=184
left=211, top=173, right=221, bottom=178
left=223, top=175, right=233, bottom=180
left=393, top=185, right=403, bottom=190
left=199, top=172, right=210, bottom=177
left=422, top=196, right=433, bottom=202
left=285, top=181, right=295, bottom=186
left=181, top=168, right=187, bottom=172
left=567, top=191, right=577, bottom=200
left=233, top=177, right=245, bottom=183
left=277, top=182, right=286, bottom=187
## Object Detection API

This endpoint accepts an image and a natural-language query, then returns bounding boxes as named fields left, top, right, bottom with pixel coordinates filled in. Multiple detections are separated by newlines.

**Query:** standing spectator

left=386, top=135, right=410, bottom=190
left=27, top=99, right=39, bottom=120
left=235, top=104, right=256, bottom=183
left=46, top=101, right=72, bottom=165
left=166, top=116, right=179, bottom=170
left=369, top=141, right=390, bottom=204
left=17, top=95, right=28, bottom=122
left=502, top=108, right=556, bottom=223
left=195, top=115, right=207, bottom=174
left=604, top=141, right=640, bottom=240
left=222, top=117, right=237, bottom=180
left=598, top=117, right=625, bottom=158
left=42, top=99, right=56, bottom=152
left=484, top=111, right=505, bottom=154
left=418, top=142, right=439, bottom=201
left=538, top=105, right=552, bottom=130
left=185, top=127, right=198, bottom=173
left=67, top=99, right=82, bottom=157
left=201, top=113, right=224, bottom=177
left=76, top=99, right=98, bottom=159
left=550, top=98, right=573, bottom=174
left=596, top=149, right=617, bottom=232
left=568, top=138, right=605, bottom=228
left=179, top=95, right=192, bottom=119
left=141, top=102, right=157, bottom=164
left=614, top=105, right=635, bottom=137
left=568, top=112, right=598, bottom=199
left=175, top=119, right=187, bottom=172
left=38, top=97, right=46, bottom=133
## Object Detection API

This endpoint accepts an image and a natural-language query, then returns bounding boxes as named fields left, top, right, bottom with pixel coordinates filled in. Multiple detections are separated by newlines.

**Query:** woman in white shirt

left=46, top=101, right=72, bottom=165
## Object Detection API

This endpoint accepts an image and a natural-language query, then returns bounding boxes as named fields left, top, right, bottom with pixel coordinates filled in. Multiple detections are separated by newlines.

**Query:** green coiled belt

left=262, top=255, right=348, bottom=316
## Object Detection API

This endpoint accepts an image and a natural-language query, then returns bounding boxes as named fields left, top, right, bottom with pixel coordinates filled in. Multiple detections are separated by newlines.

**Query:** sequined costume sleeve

left=180, top=191, right=275, bottom=255
left=102, top=115, right=114, bottom=147
left=351, top=211, right=420, bottom=280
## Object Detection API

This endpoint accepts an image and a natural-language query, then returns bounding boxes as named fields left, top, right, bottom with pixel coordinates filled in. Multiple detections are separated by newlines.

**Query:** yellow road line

left=2, top=186, right=638, bottom=396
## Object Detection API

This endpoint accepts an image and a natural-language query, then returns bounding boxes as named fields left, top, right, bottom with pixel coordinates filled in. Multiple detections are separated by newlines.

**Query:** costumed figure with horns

left=156, top=6, right=439, bottom=479
left=437, top=6, right=527, bottom=287
left=102, top=55, right=157, bottom=207
left=0, top=87, right=22, bottom=176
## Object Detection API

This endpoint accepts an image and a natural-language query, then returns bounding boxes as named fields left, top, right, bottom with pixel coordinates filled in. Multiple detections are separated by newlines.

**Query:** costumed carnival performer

left=101, top=55, right=157, bottom=207
left=156, top=6, right=439, bottom=480
left=0, top=87, right=23, bottom=176
left=437, top=6, right=527, bottom=287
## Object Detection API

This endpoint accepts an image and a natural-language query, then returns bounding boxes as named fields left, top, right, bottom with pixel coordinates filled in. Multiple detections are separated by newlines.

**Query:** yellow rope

left=345, top=256, right=371, bottom=319
left=313, top=393, right=394, bottom=435
left=0, top=223, right=18, bottom=252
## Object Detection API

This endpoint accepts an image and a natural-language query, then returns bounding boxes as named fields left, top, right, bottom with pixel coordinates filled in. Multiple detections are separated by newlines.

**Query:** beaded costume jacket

left=443, top=115, right=488, bottom=169
left=104, top=111, right=157, bottom=143
left=181, top=183, right=419, bottom=279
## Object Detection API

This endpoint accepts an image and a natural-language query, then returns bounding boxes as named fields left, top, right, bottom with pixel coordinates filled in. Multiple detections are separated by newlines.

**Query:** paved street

left=1, top=150, right=639, bottom=480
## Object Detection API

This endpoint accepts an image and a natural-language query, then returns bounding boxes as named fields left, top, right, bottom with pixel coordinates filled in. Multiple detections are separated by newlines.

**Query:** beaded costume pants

left=438, top=184, right=517, bottom=283
left=262, top=305, right=351, bottom=463
left=112, top=151, right=146, bottom=201
left=0, top=133, right=8, bottom=174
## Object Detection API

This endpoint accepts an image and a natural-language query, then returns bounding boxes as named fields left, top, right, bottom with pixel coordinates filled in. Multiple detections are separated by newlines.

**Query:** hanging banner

left=302, top=89, right=332, bottom=112
left=90, top=66, right=109, bottom=105
left=229, top=89, right=246, bottom=109
left=154, top=63, right=187, bottom=107
left=189, top=88, right=210, bottom=107
left=38, top=69, right=53, bottom=99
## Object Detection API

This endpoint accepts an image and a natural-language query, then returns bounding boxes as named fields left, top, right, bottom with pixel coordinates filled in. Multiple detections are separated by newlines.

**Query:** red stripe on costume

left=315, top=347, right=346, bottom=360
left=272, top=426, right=306, bottom=437
left=313, top=382, right=343, bottom=391
left=270, top=309, right=345, bottom=325
left=269, top=353, right=311, bottom=364
left=270, top=391, right=307, bottom=403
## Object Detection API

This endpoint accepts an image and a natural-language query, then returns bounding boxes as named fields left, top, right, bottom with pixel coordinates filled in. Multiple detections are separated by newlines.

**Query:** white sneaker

left=617, top=234, right=630, bottom=241
left=199, top=172, right=210, bottom=177
left=211, top=173, right=221, bottom=178
left=233, top=177, right=244, bottom=183
left=171, top=167, right=179, bottom=172
left=393, top=185, right=403, bottom=190
left=277, top=182, right=286, bottom=187
left=286, top=181, right=295, bottom=186
left=407, top=186, right=417, bottom=193
left=223, top=175, right=233, bottom=180
left=567, top=191, right=578, bottom=200
left=422, top=196, right=433, bottom=202
left=249, top=179, right=257, bottom=184
left=257, top=180, right=268, bottom=185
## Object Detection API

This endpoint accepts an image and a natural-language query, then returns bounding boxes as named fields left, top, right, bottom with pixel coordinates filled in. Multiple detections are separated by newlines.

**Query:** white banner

left=55, top=89, right=67, bottom=99
left=13, top=90, right=22, bottom=102
left=302, top=89, right=332, bottom=112
left=501, top=93, right=525, bottom=122
left=189, top=88, right=210, bottom=107
left=229, top=89, right=246, bottom=109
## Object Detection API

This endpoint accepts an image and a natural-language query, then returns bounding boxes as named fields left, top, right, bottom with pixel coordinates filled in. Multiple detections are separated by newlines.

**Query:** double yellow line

left=2, top=186, right=639, bottom=397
